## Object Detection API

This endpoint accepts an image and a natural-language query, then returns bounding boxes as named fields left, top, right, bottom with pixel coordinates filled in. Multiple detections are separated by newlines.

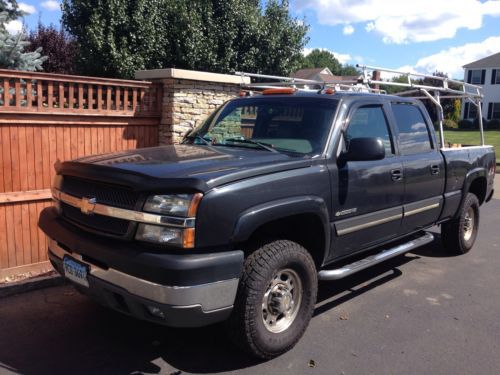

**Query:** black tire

left=441, top=192, right=480, bottom=254
left=227, top=240, right=318, bottom=359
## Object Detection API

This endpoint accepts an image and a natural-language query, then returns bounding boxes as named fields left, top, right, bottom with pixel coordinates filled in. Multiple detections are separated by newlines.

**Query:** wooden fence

left=0, top=69, right=162, bottom=278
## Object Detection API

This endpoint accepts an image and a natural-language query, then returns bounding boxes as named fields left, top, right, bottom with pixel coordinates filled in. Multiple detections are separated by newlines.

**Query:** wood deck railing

left=0, top=69, right=162, bottom=278
left=0, top=69, right=162, bottom=116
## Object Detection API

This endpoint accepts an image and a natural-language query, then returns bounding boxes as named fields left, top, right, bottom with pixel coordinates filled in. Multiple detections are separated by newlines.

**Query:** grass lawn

left=442, top=130, right=500, bottom=163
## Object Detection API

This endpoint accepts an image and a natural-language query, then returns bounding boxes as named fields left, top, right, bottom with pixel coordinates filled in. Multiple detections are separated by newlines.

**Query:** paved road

left=1, top=195, right=499, bottom=375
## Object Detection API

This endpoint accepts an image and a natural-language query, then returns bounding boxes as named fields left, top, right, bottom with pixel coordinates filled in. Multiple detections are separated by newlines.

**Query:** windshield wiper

left=224, top=138, right=280, bottom=153
left=185, top=134, right=211, bottom=145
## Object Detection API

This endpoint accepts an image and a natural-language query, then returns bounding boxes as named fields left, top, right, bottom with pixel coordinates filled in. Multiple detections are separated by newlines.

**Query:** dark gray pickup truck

left=39, top=90, right=496, bottom=359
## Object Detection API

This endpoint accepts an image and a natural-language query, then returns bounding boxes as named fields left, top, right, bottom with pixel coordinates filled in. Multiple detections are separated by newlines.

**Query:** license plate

left=63, top=256, right=89, bottom=287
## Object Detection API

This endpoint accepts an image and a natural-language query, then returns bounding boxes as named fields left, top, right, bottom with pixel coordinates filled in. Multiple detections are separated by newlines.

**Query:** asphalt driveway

left=0, top=195, right=499, bottom=375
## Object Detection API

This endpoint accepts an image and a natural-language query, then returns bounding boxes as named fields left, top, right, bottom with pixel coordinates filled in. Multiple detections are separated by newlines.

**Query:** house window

left=470, top=70, right=482, bottom=84
left=468, top=104, right=477, bottom=119
left=494, top=69, right=500, bottom=84
left=493, top=103, right=500, bottom=119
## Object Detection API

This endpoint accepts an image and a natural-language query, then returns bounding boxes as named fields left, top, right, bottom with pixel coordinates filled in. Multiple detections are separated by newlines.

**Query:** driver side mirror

left=341, top=137, right=385, bottom=162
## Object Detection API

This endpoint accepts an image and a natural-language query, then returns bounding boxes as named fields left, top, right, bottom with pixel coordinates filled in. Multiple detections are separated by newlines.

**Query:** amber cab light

left=262, top=88, right=297, bottom=95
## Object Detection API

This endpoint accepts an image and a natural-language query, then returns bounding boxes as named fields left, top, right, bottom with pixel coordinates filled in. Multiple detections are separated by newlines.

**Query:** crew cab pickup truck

left=39, top=90, right=496, bottom=359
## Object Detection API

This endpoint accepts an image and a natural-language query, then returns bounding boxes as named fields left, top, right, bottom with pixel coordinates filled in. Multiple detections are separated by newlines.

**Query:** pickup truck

left=39, top=89, right=496, bottom=359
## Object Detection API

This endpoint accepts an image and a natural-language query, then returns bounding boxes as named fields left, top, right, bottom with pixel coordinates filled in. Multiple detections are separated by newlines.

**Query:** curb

left=0, top=274, right=66, bottom=299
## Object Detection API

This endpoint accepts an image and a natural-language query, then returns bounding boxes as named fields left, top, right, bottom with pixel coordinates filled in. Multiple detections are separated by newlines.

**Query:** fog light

left=147, top=306, right=165, bottom=319
left=136, top=224, right=183, bottom=245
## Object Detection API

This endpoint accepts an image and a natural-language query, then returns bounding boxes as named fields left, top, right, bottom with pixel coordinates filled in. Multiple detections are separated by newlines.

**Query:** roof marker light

left=262, top=88, right=297, bottom=95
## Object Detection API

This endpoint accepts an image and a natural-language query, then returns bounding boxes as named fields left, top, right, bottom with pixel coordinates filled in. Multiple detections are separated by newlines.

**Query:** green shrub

left=488, top=119, right=500, bottom=130
left=442, top=119, right=458, bottom=130
left=472, top=117, right=487, bottom=130
left=458, top=119, right=474, bottom=130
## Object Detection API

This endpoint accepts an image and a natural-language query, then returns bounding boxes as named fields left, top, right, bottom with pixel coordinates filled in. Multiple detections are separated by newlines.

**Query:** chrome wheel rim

left=463, top=207, right=475, bottom=241
left=262, top=268, right=303, bottom=333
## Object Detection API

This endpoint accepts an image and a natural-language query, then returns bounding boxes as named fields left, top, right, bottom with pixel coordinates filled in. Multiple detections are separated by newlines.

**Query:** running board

left=318, top=232, right=434, bottom=281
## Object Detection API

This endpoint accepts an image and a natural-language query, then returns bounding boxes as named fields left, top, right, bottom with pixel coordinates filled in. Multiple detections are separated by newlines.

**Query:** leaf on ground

left=339, top=313, right=349, bottom=320
left=308, top=359, right=316, bottom=368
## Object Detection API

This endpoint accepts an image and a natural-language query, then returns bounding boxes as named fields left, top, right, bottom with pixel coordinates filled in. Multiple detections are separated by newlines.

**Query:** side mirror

left=342, top=137, right=385, bottom=162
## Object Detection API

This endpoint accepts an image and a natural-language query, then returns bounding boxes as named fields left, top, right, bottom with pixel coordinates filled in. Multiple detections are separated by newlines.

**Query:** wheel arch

left=231, top=196, right=331, bottom=268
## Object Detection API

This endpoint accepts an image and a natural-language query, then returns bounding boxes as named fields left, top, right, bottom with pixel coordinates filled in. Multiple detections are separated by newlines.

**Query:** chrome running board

left=318, top=232, right=434, bottom=281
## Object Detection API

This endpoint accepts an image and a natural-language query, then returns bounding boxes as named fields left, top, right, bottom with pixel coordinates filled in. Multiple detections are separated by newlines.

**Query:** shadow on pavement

left=0, top=242, right=442, bottom=375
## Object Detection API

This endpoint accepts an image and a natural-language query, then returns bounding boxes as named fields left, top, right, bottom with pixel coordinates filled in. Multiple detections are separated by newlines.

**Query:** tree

left=0, top=0, right=23, bottom=20
left=300, top=49, right=342, bottom=75
left=0, top=10, right=46, bottom=71
left=62, top=0, right=308, bottom=78
left=27, top=23, right=79, bottom=74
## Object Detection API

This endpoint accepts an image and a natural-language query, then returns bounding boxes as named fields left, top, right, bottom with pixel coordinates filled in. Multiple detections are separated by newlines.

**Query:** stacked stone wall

left=159, top=78, right=240, bottom=144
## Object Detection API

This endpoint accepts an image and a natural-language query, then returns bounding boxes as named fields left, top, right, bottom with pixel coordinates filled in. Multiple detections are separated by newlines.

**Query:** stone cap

left=135, top=68, right=250, bottom=84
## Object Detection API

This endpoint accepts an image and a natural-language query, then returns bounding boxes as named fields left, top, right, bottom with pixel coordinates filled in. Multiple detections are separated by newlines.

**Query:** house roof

left=291, top=67, right=332, bottom=80
left=463, top=52, right=500, bottom=69
left=291, top=67, right=358, bottom=83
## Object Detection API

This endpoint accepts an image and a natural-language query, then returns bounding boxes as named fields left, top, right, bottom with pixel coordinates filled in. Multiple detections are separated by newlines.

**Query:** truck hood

left=60, top=145, right=313, bottom=192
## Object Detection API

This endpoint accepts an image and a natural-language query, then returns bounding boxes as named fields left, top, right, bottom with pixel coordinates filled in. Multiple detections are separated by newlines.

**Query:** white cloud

left=41, top=1, right=60, bottom=11
left=18, top=3, right=36, bottom=14
left=373, top=36, right=500, bottom=80
left=412, top=36, right=500, bottom=78
left=303, top=47, right=352, bottom=64
left=5, top=20, right=23, bottom=34
left=343, top=24, right=354, bottom=35
left=295, top=0, right=500, bottom=44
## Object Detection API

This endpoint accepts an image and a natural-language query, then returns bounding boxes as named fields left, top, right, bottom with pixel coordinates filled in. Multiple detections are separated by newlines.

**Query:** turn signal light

left=262, top=88, right=297, bottom=95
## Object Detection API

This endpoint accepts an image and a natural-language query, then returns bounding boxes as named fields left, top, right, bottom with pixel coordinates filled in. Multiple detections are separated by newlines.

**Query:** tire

left=441, top=192, right=480, bottom=255
left=227, top=240, right=318, bottom=359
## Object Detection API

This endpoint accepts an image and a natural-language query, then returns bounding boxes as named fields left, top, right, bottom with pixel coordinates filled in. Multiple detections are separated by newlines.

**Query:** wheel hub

left=262, top=269, right=303, bottom=333
left=463, top=207, right=475, bottom=241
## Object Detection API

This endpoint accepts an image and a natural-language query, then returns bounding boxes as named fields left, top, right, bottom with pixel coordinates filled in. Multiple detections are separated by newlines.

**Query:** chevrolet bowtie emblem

left=80, top=197, right=97, bottom=215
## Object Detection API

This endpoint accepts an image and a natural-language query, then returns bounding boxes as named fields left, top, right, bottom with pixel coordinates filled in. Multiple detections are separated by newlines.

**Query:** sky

left=5, top=0, right=500, bottom=80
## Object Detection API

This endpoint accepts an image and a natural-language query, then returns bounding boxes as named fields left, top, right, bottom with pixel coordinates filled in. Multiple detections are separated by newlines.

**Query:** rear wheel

left=441, top=192, right=480, bottom=254
left=228, top=240, right=317, bottom=359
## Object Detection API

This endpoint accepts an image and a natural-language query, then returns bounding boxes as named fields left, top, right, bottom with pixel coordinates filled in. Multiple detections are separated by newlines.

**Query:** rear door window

left=391, top=103, right=433, bottom=155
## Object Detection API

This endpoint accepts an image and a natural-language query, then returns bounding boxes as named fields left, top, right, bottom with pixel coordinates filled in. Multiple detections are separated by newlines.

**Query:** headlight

left=143, top=193, right=202, bottom=217
left=136, top=224, right=195, bottom=248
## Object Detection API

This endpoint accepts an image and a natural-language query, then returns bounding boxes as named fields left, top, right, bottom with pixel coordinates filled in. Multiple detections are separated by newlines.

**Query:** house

left=291, top=67, right=358, bottom=84
left=462, top=52, right=500, bottom=121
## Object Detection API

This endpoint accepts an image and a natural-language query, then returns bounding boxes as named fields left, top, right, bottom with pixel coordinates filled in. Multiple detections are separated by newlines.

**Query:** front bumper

left=40, top=207, right=244, bottom=327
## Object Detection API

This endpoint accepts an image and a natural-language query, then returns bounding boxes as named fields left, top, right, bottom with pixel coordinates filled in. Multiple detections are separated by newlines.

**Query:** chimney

left=371, top=70, right=381, bottom=90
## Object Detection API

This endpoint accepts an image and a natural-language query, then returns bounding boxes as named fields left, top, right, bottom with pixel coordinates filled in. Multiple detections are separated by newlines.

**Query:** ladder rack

left=235, top=65, right=486, bottom=147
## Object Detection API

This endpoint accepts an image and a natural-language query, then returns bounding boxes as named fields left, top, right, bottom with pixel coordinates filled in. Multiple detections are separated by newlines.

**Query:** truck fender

left=455, top=167, right=488, bottom=218
left=232, top=196, right=331, bottom=262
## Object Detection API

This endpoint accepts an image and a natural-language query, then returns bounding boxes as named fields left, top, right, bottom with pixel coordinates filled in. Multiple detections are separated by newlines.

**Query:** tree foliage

left=27, top=23, right=79, bottom=74
left=0, top=7, right=47, bottom=71
left=0, top=0, right=23, bottom=20
left=62, top=0, right=309, bottom=78
left=299, top=48, right=359, bottom=76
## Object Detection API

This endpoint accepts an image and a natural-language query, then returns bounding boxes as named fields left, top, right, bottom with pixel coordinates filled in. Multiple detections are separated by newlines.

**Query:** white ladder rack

left=235, top=65, right=486, bottom=147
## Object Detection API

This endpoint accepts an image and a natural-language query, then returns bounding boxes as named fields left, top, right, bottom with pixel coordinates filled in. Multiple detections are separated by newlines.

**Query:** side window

left=391, top=103, right=432, bottom=155
left=345, top=105, right=394, bottom=156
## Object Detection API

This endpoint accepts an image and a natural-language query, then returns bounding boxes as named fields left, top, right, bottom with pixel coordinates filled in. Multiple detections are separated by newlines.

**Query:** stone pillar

left=135, top=68, right=250, bottom=145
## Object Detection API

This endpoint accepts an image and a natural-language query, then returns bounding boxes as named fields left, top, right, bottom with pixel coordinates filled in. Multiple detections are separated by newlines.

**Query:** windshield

left=185, top=97, right=338, bottom=156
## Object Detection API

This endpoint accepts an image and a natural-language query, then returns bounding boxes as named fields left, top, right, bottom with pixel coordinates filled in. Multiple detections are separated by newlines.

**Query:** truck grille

left=61, top=203, right=130, bottom=236
left=60, top=176, right=141, bottom=238
left=61, top=176, right=140, bottom=210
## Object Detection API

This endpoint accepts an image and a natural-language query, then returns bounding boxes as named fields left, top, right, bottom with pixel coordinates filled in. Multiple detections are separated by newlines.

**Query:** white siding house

left=462, top=52, right=500, bottom=122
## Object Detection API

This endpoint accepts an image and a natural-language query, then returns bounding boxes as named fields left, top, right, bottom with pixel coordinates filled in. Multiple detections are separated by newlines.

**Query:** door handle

left=430, top=165, right=440, bottom=175
left=391, top=169, right=403, bottom=181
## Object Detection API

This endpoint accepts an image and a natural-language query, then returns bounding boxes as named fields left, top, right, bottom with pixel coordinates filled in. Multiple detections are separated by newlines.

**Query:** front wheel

left=441, top=192, right=480, bottom=254
left=227, top=240, right=318, bottom=359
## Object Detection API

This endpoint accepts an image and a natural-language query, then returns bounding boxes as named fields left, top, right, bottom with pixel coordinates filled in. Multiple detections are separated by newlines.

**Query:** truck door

left=329, top=102, right=404, bottom=260
left=389, top=102, right=445, bottom=233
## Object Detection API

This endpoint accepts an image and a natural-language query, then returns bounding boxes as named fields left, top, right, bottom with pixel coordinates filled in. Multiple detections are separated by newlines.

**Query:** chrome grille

left=61, top=176, right=140, bottom=210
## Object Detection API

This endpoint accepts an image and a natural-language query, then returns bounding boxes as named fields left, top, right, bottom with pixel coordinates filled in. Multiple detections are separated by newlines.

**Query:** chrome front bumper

left=48, top=239, right=239, bottom=327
